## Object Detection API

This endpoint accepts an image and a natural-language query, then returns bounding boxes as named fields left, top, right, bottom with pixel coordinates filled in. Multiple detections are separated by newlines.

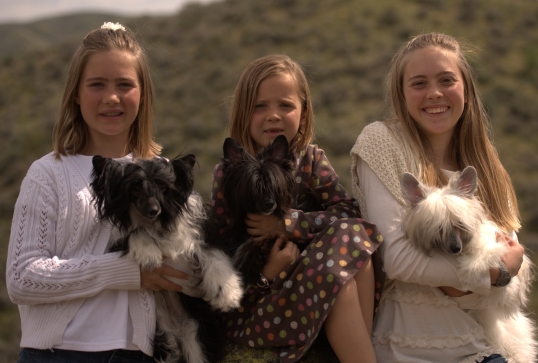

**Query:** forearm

left=358, top=159, right=490, bottom=293
left=7, top=250, right=140, bottom=305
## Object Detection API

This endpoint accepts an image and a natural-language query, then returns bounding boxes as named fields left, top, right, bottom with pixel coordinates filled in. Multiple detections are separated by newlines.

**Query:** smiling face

left=76, top=50, right=141, bottom=156
left=402, top=46, right=466, bottom=146
left=249, top=74, right=305, bottom=151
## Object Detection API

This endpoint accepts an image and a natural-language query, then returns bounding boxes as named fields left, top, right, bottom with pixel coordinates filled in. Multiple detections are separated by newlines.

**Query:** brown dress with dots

left=209, top=144, right=385, bottom=362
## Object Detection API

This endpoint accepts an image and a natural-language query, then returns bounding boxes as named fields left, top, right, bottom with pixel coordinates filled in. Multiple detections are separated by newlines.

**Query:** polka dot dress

left=210, top=145, right=384, bottom=362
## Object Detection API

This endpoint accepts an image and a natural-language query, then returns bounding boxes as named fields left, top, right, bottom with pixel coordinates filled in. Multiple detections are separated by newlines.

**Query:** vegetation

left=0, top=0, right=537, bottom=359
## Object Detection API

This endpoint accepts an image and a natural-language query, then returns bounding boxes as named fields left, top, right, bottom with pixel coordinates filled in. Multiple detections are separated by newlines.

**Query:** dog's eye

left=131, top=184, right=142, bottom=197
left=155, top=180, right=168, bottom=192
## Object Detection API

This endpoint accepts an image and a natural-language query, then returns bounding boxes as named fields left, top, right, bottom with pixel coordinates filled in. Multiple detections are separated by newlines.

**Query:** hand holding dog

left=496, top=232, right=524, bottom=277
left=262, top=236, right=300, bottom=281
left=140, top=264, right=189, bottom=292
left=245, top=213, right=286, bottom=242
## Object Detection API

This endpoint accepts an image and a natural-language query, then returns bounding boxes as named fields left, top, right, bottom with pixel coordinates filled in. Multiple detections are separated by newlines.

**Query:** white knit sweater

left=6, top=152, right=155, bottom=355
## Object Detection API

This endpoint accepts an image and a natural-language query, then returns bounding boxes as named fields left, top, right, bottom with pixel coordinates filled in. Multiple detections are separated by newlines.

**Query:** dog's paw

left=208, top=272, right=243, bottom=312
left=201, top=248, right=244, bottom=311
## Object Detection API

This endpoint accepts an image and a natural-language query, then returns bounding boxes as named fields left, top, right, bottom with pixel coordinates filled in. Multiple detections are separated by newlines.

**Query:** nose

left=266, top=106, right=281, bottom=122
left=103, top=87, right=120, bottom=104
left=427, top=85, right=442, bottom=99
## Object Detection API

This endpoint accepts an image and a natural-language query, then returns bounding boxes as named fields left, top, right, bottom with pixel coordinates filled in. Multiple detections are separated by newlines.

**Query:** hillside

left=1, top=0, right=538, bottom=360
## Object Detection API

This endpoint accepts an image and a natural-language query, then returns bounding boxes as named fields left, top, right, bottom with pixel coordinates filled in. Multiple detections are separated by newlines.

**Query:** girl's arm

left=285, top=146, right=362, bottom=244
left=6, top=163, right=141, bottom=305
left=208, top=163, right=230, bottom=235
left=358, top=158, right=491, bottom=294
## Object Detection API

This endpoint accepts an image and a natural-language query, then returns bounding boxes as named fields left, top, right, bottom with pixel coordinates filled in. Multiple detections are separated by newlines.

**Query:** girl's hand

left=262, top=236, right=300, bottom=281
left=496, top=232, right=524, bottom=277
left=245, top=213, right=285, bottom=242
left=140, top=264, right=189, bottom=292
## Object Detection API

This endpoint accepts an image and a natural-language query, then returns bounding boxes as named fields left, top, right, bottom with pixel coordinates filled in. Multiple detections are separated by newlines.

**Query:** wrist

left=257, top=273, right=273, bottom=289
left=492, top=262, right=512, bottom=287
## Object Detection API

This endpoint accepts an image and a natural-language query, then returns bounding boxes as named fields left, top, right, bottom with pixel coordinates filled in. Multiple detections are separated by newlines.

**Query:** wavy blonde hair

left=53, top=25, right=161, bottom=159
left=228, top=54, right=314, bottom=155
left=387, top=32, right=520, bottom=232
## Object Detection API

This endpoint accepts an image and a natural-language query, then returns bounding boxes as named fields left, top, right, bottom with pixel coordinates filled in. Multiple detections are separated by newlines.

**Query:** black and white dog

left=90, top=154, right=243, bottom=363
left=216, top=135, right=320, bottom=286
left=400, top=166, right=536, bottom=363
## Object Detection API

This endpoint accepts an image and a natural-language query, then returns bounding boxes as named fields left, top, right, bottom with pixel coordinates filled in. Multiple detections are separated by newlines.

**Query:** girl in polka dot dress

left=209, top=54, right=384, bottom=363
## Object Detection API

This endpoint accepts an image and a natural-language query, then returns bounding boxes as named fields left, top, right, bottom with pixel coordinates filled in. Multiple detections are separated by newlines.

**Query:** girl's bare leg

left=324, top=266, right=377, bottom=363
left=354, top=256, right=375, bottom=334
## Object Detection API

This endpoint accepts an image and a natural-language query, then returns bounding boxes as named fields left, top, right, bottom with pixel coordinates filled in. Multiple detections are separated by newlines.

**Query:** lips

left=264, top=128, right=283, bottom=133
left=101, top=111, right=123, bottom=116
left=424, top=107, right=448, bottom=114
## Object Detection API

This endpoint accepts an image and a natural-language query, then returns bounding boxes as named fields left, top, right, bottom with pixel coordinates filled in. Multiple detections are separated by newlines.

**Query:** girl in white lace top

left=6, top=22, right=188, bottom=363
left=350, top=33, right=527, bottom=363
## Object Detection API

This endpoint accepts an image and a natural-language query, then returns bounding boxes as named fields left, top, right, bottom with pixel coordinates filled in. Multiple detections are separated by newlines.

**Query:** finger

left=246, top=213, right=263, bottom=222
left=159, top=277, right=184, bottom=292
left=247, top=228, right=261, bottom=237
left=159, top=265, right=189, bottom=280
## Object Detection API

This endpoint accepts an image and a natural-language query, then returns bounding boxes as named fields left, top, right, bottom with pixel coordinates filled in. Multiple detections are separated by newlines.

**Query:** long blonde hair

left=388, top=32, right=520, bottom=231
left=53, top=24, right=161, bottom=159
left=228, top=54, right=314, bottom=155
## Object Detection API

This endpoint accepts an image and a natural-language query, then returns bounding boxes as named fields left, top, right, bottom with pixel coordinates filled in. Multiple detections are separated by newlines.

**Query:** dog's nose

left=449, top=244, right=462, bottom=254
left=256, top=199, right=276, bottom=214
left=146, top=204, right=161, bottom=218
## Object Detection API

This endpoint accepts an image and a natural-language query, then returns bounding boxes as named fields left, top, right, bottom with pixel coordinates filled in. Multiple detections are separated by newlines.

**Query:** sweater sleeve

left=357, top=154, right=490, bottom=294
left=284, top=145, right=362, bottom=245
left=6, top=158, right=141, bottom=305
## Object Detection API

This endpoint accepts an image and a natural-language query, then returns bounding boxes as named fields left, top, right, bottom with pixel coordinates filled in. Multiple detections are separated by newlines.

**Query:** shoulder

left=351, top=121, right=399, bottom=156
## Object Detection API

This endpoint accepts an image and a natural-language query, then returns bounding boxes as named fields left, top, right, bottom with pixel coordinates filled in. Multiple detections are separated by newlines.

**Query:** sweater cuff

left=97, top=252, right=141, bottom=290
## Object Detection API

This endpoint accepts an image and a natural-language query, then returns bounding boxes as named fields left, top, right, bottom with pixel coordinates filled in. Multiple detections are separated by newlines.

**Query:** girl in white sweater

left=351, top=33, right=528, bottom=363
left=6, top=22, right=188, bottom=362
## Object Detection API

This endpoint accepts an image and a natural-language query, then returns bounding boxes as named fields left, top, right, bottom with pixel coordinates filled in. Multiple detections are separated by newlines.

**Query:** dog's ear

left=180, top=154, right=196, bottom=169
left=400, top=172, right=425, bottom=207
left=171, top=157, right=195, bottom=191
left=270, top=135, right=289, bottom=159
left=223, top=138, right=244, bottom=164
left=92, top=155, right=108, bottom=177
left=453, top=166, right=477, bottom=197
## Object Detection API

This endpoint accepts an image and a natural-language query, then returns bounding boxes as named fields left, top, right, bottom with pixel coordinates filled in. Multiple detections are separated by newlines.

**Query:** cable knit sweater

left=6, top=152, right=155, bottom=355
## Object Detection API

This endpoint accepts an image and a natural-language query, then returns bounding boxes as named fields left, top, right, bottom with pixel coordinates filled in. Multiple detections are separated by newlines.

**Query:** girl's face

left=75, top=50, right=141, bottom=155
left=402, top=46, right=466, bottom=145
left=249, top=74, right=305, bottom=150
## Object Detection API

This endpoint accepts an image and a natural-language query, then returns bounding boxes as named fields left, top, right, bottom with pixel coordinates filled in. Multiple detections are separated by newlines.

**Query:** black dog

left=90, top=155, right=243, bottom=363
left=216, top=135, right=320, bottom=286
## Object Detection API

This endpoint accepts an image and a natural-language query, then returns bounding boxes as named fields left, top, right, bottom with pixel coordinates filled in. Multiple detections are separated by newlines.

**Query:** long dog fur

left=400, top=166, right=536, bottom=363
left=214, top=135, right=320, bottom=286
left=91, top=154, right=243, bottom=363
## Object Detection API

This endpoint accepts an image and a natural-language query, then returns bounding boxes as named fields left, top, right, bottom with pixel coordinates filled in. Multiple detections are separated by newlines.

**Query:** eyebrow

left=406, top=71, right=458, bottom=82
left=83, top=76, right=137, bottom=82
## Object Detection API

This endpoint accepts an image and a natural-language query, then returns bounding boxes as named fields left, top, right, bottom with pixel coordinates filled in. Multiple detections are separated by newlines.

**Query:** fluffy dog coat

left=91, top=154, right=243, bottom=363
left=400, top=166, right=536, bottom=363
left=216, top=135, right=319, bottom=286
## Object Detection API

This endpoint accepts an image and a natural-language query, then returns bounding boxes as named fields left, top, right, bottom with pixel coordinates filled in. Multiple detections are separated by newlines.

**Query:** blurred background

left=1, top=0, right=537, bottom=361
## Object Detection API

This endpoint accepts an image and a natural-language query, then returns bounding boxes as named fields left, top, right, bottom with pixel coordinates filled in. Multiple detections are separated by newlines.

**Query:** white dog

left=400, top=166, right=536, bottom=363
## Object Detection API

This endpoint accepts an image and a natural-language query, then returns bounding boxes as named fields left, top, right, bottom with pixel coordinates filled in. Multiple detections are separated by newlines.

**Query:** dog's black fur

left=91, top=154, right=242, bottom=363
left=216, top=135, right=320, bottom=286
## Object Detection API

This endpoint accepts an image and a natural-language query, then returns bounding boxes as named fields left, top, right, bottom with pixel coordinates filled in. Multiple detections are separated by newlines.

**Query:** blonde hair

left=387, top=32, right=520, bottom=231
left=228, top=54, right=314, bottom=154
left=53, top=24, right=161, bottom=159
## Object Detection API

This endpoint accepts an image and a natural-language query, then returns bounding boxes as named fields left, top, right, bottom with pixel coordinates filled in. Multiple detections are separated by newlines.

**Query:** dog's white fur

left=114, top=193, right=243, bottom=363
left=401, top=166, right=536, bottom=363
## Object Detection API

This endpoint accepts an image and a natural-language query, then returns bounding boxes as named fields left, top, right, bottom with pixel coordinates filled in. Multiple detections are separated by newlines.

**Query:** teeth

left=425, top=107, right=447, bottom=114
